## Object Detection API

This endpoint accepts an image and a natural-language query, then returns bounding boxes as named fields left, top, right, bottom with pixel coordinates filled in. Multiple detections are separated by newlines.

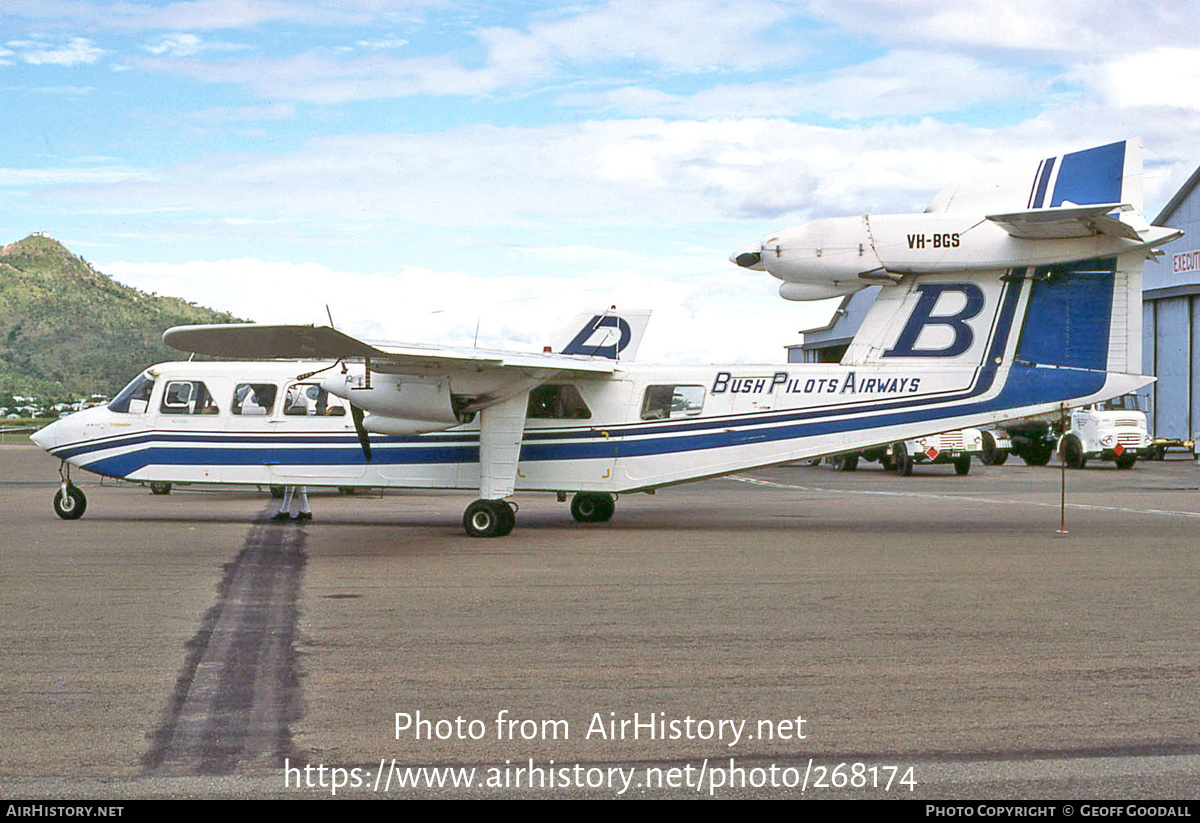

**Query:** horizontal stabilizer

left=986, top=203, right=1141, bottom=240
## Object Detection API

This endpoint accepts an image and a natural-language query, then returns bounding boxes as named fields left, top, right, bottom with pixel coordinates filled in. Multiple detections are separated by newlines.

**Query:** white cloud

left=142, top=33, right=249, bottom=58
left=804, top=0, right=1195, bottom=54
left=100, top=255, right=833, bottom=364
left=1091, top=48, right=1200, bottom=110
left=10, top=36, right=105, bottom=66
left=475, top=0, right=801, bottom=75
left=126, top=0, right=804, bottom=104
left=0, top=165, right=157, bottom=187
left=40, top=115, right=1189, bottom=236
left=354, top=34, right=409, bottom=51
left=566, top=50, right=1029, bottom=119
left=3, top=0, right=426, bottom=33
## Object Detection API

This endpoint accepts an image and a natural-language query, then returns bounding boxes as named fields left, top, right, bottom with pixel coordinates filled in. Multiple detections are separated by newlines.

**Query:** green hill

left=0, top=234, right=244, bottom=400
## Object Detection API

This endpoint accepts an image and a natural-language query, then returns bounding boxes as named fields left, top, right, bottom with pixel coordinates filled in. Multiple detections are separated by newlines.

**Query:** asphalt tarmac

left=1, top=443, right=1197, bottom=799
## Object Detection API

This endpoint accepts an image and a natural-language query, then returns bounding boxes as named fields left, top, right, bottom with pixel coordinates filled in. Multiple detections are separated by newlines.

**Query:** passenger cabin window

left=527, top=384, right=591, bottom=420
left=108, top=373, right=155, bottom=414
left=641, top=385, right=704, bottom=420
left=283, top=383, right=346, bottom=416
left=160, top=380, right=219, bottom=415
left=232, top=383, right=277, bottom=416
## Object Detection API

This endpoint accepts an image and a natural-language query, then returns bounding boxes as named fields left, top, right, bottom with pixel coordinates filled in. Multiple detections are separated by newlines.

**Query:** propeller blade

left=350, top=403, right=372, bottom=462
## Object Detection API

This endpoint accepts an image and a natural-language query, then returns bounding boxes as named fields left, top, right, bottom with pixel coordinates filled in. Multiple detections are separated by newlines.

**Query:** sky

left=2, top=0, right=1199, bottom=363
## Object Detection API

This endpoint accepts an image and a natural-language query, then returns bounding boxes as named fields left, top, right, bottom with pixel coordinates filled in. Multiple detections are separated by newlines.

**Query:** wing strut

left=478, top=393, right=527, bottom=500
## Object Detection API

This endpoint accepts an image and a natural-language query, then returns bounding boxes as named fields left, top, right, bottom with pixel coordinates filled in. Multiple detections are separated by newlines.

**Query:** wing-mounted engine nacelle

left=733, top=216, right=885, bottom=301
left=320, top=368, right=463, bottom=434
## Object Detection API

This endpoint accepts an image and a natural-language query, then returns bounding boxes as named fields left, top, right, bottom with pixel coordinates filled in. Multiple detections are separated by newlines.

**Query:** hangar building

left=1142, top=165, right=1200, bottom=444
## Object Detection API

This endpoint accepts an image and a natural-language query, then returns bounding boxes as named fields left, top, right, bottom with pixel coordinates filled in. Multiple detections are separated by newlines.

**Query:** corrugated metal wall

left=1142, top=170, right=1200, bottom=442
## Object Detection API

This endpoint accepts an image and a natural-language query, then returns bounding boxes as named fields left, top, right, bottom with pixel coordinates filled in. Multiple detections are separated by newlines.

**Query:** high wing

left=162, top=322, right=619, bottom=375
left=163, top=312, right=650, bottom=512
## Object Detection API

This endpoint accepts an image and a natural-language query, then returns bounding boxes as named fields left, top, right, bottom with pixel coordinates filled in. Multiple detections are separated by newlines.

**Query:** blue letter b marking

left=883, top=283, right=985, bottom=358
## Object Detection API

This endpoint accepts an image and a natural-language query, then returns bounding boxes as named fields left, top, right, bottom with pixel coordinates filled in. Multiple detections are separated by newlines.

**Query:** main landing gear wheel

left=953, top=455, right=972, bottom=475
left=150, top=482, right=173, bottom=495
left=831, top=454, right=858, bottom=472
left=1115, top=453, right=1137, bottom=470
left=570, top=492, right=615, bottom=523
left=892, top=443, right=914, bottom=477
left=54, top=484, right=87, bottom=520
left=980, top=432, right=1009, bottom=466
left=1021, top=437, right=1053, bottom=466
left=1060, top=435, right=1087, bottom=469
left=463, top=499, right=516, bottom=538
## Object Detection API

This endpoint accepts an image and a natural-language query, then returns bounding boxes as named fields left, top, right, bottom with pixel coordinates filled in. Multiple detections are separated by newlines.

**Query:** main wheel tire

left=571, top=492, right=615, bottom=523
left=893, top=443, right=913, bottom=476
left=981, top=432, right=1009, bottom=466
left=54, top=484, right=87, bottom=520
left=150, top=482, right=172, bottom=495
left=463, top=499, right=511, bottom=538
left=831, top=454, right=859, bottom=472
left=1115, top=453, right=1137, bottom=469
left=496, top=501, right=516, bottom=536
left=1060, top=435, right=1086, bottom=469
left=953, top=455, right=971, bottom=475
left=269, top=485, right=285, bottom=499
left=1023, top=441, right=1053, bottom=466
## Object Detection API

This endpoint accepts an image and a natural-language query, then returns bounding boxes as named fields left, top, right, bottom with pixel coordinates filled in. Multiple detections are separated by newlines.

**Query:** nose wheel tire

left=53, top=484, right=87, bottom=520
left=463, top=499, right=516, bottom=538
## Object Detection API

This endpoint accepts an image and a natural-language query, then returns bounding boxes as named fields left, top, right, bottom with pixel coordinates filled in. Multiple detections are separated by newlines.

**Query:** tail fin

left=847, top=139, right=1158, bottom=378
left=554, top=308, right=652, bottom=360
left=925, top=138, right=1143, bottom=216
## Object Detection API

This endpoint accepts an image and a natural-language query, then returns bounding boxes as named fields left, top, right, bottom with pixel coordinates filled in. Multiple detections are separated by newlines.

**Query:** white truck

left=980, top=395, right=1150, bottom=469
left=1058, top=395, right=1151, bottom=469
left=829, top=428, right=984, bottom=476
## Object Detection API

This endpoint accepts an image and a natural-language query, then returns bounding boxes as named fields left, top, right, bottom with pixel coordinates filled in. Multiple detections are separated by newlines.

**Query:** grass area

left=0, top=418, right=46, bottom=444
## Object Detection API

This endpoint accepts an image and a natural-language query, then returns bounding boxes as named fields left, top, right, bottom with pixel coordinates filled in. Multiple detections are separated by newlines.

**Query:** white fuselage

left=32, top=340, right=1143, bottom=495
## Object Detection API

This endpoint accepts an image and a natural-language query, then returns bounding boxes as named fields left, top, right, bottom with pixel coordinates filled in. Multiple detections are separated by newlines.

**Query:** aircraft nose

left=730, top=241, right=765, bottom=271
left=29, top=418, right=61, bottom=450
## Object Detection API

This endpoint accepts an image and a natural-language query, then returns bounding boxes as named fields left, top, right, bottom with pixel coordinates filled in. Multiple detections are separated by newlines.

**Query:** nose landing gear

left=53, top=462, right=87, bottom=520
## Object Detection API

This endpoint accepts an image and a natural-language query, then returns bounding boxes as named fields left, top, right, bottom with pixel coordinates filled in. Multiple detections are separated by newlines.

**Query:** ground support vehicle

left=829, top=429, right=984, bottom=476
left=985, top=395, right=1151, bottom=469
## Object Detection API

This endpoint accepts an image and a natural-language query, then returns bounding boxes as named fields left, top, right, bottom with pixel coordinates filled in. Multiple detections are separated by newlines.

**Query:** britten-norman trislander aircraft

left=31, top=139, right=1179, bottom=537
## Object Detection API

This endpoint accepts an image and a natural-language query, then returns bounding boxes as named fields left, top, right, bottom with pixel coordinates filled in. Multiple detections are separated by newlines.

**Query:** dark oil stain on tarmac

left=143, top=510, right=306, bottom=775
